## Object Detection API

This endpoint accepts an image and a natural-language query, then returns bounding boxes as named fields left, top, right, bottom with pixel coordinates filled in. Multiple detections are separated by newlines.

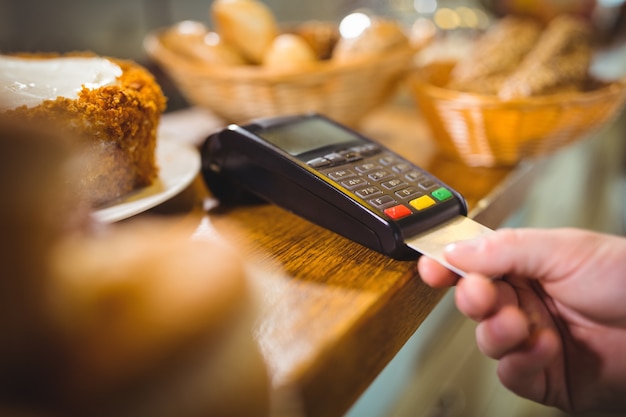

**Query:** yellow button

left=410, top=195, right=436, bottom=210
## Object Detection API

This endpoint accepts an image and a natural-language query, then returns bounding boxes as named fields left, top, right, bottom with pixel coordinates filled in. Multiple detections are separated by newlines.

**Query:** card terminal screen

left=256, top=117, right=361, bottom=156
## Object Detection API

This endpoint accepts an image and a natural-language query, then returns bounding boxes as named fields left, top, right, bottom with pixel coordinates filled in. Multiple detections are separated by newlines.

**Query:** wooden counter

left=144, top=103, right=540, bottom=417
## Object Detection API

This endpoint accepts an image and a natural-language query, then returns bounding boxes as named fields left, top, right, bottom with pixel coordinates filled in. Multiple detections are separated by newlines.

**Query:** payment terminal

left=201, top=113, right=491, bottom=274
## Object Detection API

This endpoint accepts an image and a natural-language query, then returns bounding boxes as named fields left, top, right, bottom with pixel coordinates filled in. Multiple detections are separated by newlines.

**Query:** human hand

left=417, top=227, right=626, bottom=413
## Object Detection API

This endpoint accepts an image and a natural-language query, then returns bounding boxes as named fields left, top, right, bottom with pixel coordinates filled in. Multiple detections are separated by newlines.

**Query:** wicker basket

left=144, top=27, right=418, bottom=127
left=410, top=62, right=626, bottom=167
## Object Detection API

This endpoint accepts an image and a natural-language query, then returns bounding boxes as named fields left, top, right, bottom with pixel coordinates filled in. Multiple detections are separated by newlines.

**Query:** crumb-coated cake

left=0, top=53, right=167, bottom=207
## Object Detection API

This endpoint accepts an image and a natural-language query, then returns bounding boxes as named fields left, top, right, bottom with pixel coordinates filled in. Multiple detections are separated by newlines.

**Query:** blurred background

left=2, top=0, right=624, bottom=111
left=1, top=1, right=626, bottom=417
left=2, top=0, right=625, bottom=59
left=0, top=0, right=345, bottom=59
left=0, top=0, right=356, bottom=110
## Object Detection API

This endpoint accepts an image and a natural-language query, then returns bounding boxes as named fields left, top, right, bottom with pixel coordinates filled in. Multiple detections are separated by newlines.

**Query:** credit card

left=405, top=216, right=493, bottom=276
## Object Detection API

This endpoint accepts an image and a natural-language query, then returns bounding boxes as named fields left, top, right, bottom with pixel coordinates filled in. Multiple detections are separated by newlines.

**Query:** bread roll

left=162, top=21, right=246, bottom=66
left=161, top=20, right=207, bottom=46
left=210, top=0, right=279, bottom=65
left=290, top=20, right=339, bottom=60
left=332, top=18, right=410, bottom=63
left=263, top=33, right=318, bottom=71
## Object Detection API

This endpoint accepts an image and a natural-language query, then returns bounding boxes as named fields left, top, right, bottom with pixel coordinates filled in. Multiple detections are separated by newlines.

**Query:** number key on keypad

left=392, top=163, right=411, bottom=173
left=355, top=162, right=381, bottom=172
left=328, top=169, right=355, bottom=180
left=395, top=187, right=421, bottom=199
left=369, top=170, right=393, bottom=181
left=381, top=178, right=407, bottom=190
left=341, top=177, right=368, bottom=189
left=405, top=171, right=423, bottom=182
left=379, top=156, right=396, bottom=165
left=356, top=186, right=382, bottom=198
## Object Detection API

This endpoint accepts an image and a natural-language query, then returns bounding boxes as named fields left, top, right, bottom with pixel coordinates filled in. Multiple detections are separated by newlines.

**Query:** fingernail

left=444, top=237, right=482, bottom=254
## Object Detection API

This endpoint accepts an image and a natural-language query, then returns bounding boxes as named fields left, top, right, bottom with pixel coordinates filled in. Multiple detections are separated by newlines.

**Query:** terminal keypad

left=308, top=145, right=454, bottom=221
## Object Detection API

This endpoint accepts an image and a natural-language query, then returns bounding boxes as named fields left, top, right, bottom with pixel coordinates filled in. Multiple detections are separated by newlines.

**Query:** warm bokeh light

left=414, top=0, right=438, bottom=15
left=410, top=17, right=437, bottom=44
left=433, top=7, right=460, bottom=30
left=420, top=6, right=491, bottom=31
left=176, top=20, right=205, bottom=35
left=204, top=32, right=220, bottom=46
left=338, top=12, right=372, bottom=39
left=473, top=8, right=491, bottom=29
left=456, top=6, right=477, bottom=27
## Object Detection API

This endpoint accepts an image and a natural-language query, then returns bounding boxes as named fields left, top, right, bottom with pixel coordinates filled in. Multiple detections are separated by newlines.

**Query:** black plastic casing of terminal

left=200, top=114, right=468, bottom=260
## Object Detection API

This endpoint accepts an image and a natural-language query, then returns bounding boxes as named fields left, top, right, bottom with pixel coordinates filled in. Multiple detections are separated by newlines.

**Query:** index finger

left=417, top=255, right=460, bottom=288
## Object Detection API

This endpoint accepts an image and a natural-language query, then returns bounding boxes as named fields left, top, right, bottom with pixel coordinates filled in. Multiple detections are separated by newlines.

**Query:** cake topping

left=0, top=55, right=122, bottom=111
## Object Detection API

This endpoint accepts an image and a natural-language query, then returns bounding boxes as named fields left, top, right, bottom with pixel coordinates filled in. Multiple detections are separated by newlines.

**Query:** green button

left=432, top=187, right=453, bottom=201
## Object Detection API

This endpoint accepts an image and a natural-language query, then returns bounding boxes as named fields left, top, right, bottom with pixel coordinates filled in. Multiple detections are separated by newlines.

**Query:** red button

left=384, top=204, right=412, bottom=220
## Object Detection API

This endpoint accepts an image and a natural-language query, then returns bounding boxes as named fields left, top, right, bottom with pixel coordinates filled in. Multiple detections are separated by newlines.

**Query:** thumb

left=442, top=228, right=590, bottom=282
left=443, top=227, right=626, bottom=325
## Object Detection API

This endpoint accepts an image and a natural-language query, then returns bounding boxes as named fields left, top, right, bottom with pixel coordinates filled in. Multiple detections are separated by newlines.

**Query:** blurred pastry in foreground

left=50, top=221, right=269, bottom=417
left=447, top=16, right=542, bottom=95
left=0, top=122, right=91, bottom=400
left=498, top=14, right=593, bottom=99
left=0, top=53, right=166, bottom=208
left=0, top=121, right=270, bottom=417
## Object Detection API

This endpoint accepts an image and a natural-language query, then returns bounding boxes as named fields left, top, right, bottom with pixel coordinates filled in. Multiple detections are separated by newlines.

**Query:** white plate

left=92, top=137, right=201, bottom=223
